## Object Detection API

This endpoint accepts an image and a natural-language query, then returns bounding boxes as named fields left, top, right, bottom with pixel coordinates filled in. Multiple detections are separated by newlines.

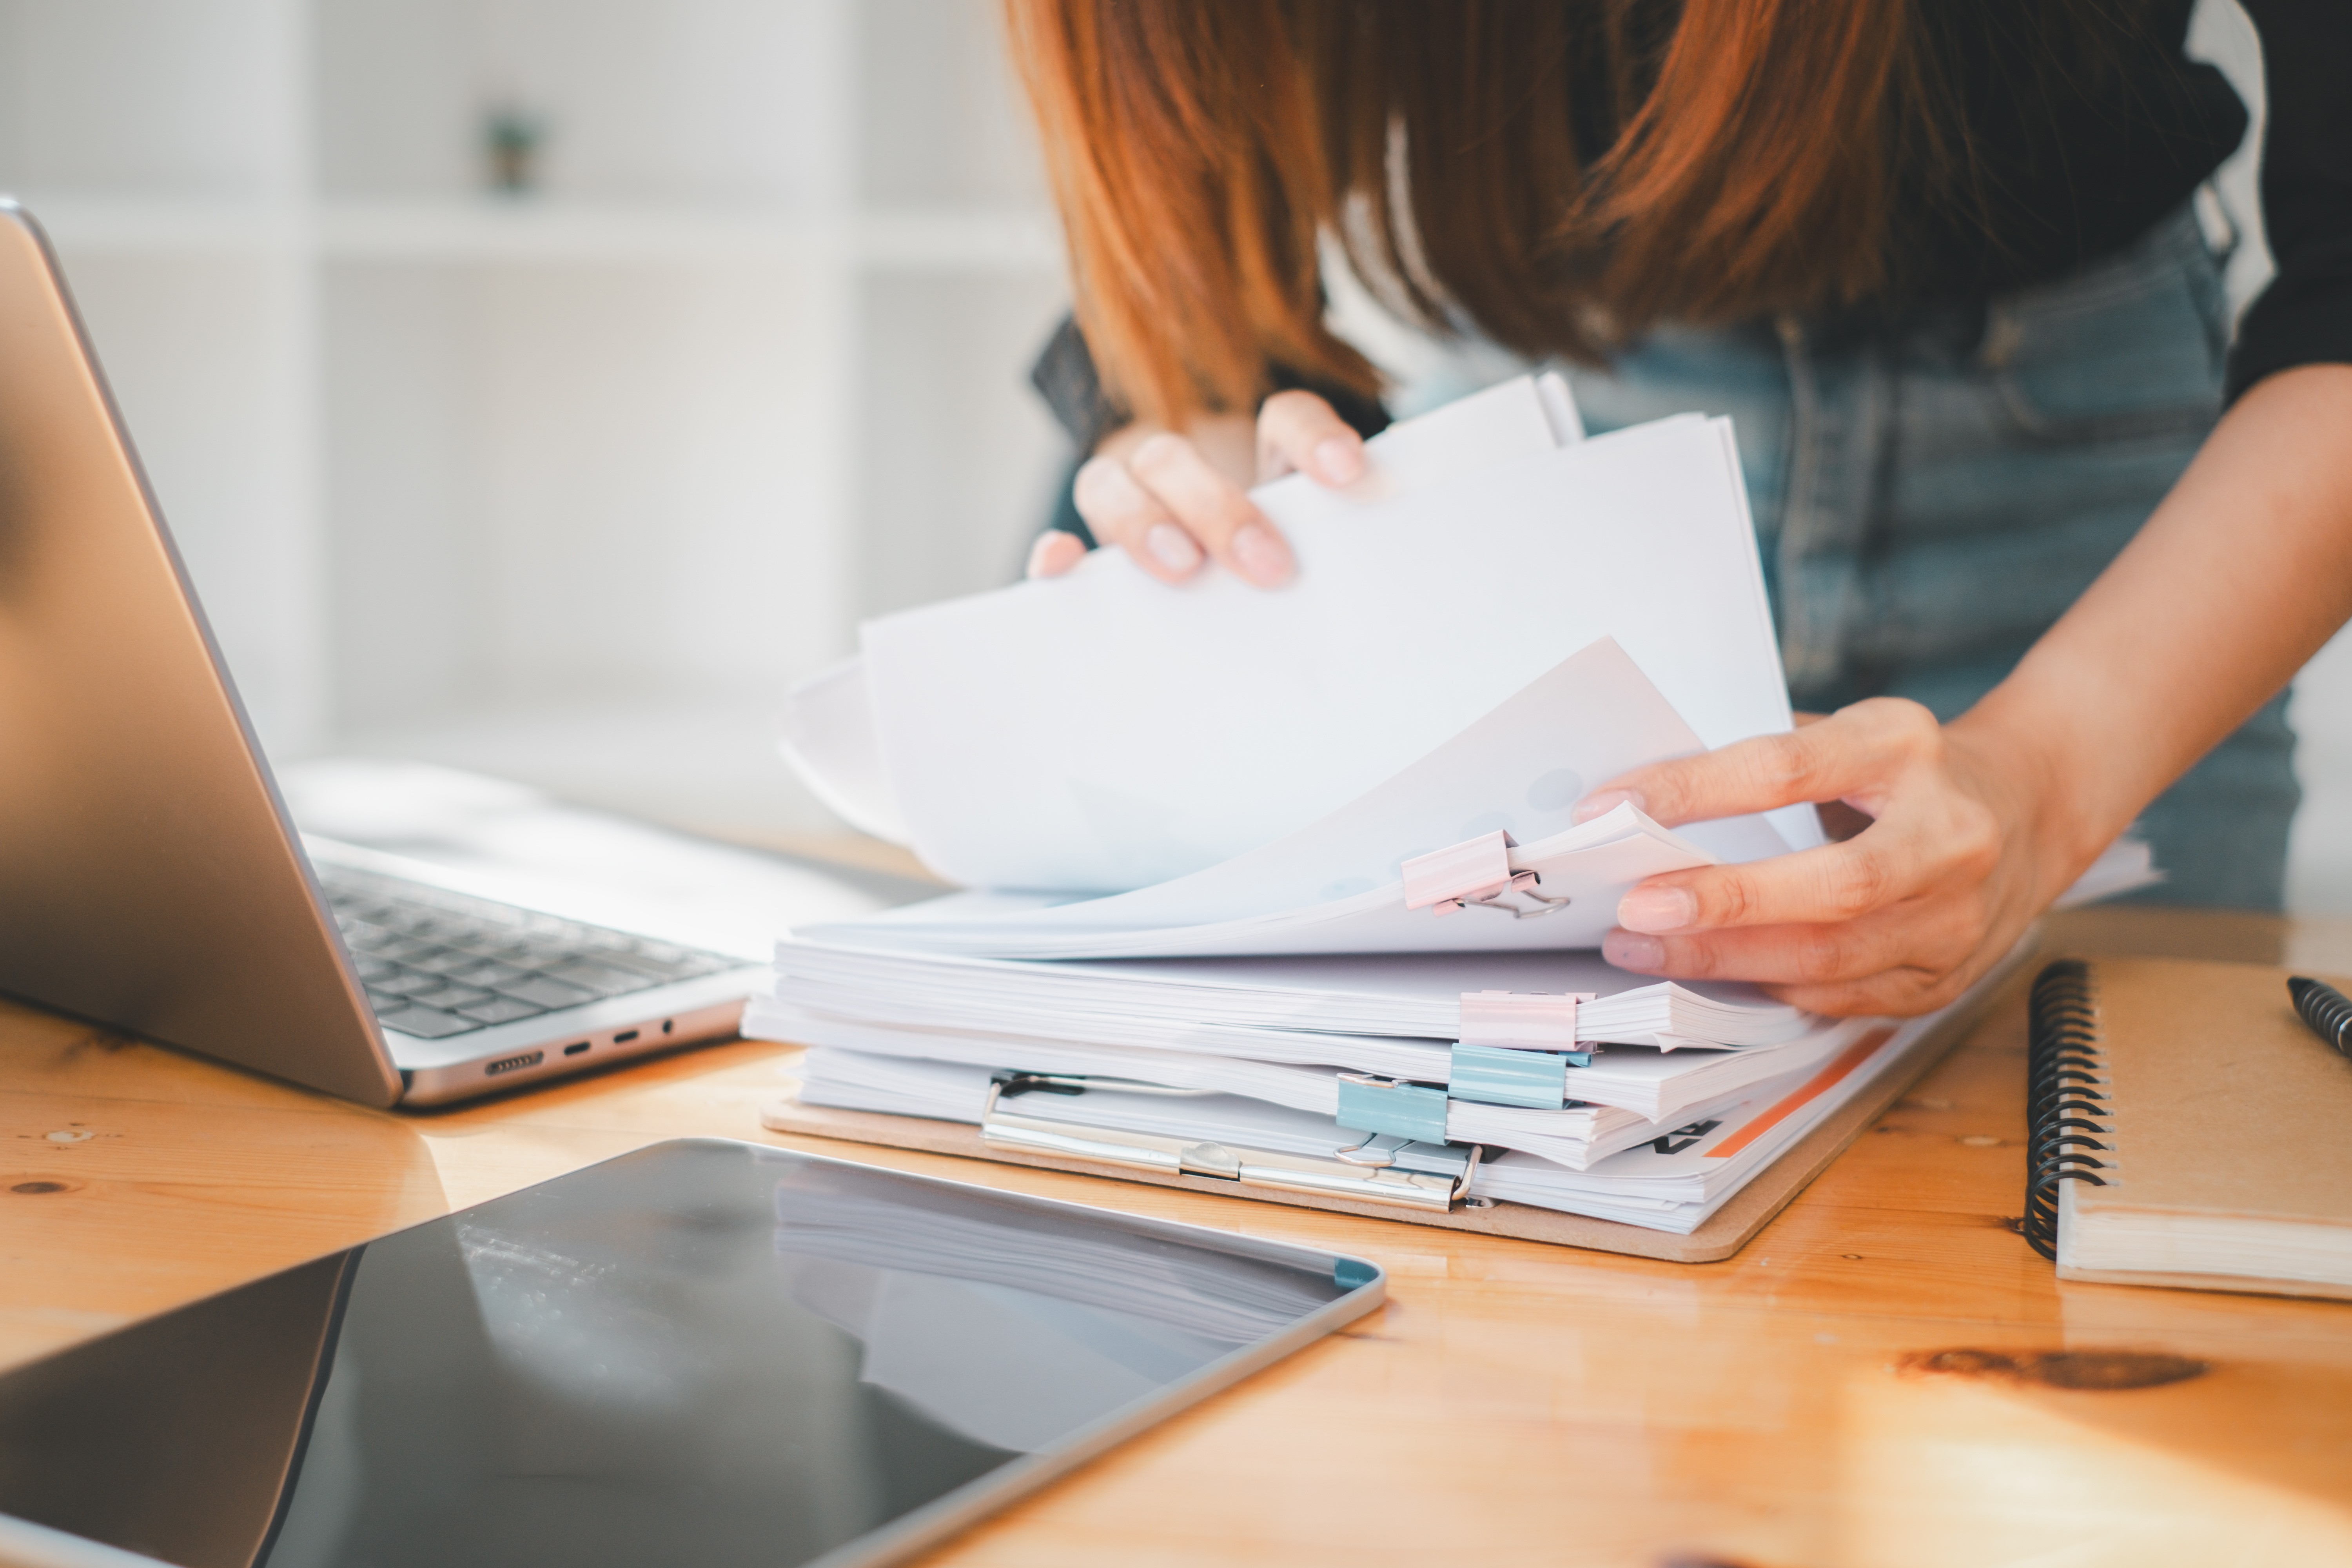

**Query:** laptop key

left=409, top=983, right=495, bottom=1011
left=365, top=970, right=441, bottom=998
left=405, top=948, right=486, bottom=976
left=450, top=959, right=529, bottom=987
left=456, top=996, right=546, bottom=1026
left=545, top=962, right=660, bottom=999
left=599, top=948, right=717, bottom=982
left=376, top=1004, right=480, bottom=1040
left=495, top=975, right=597, bottom=1009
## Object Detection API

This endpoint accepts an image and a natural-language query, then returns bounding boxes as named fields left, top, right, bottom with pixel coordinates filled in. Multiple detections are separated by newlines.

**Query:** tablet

left=0, top=1139, right=1383, bottom=1568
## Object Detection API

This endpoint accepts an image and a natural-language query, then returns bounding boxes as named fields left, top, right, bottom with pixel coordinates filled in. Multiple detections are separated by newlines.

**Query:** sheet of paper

left=807, top=638, right=1788, bottom=958
left=767, top=941, right=1800, bottom=1041
left=780, top=372, right=1579, bottom=850
left=776, top=657, right=908, bottom=844
left=862, top=412, right=1809, bottom=892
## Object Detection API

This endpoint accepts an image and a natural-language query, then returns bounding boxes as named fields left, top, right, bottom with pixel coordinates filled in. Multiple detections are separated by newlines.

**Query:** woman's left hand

left=1575, top=697, right=2087, bottom=1016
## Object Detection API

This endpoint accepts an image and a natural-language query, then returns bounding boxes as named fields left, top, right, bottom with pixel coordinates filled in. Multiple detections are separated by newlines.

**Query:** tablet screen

left=0, top=1140, right=1379, bottom=1568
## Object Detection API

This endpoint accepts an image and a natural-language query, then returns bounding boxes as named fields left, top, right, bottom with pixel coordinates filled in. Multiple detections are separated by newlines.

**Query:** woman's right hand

left=1026, top=390, right=1369, bottom=588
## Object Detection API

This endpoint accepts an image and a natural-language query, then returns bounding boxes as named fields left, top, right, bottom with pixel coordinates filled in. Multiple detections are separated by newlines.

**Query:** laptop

left=0, top=198, right=786, bottom=1108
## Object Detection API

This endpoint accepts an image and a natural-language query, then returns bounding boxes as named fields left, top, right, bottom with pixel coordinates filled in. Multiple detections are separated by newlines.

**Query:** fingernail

left=1314, top=436, right=1364, bottom=485
left=1617, top=885, right=1696, bottom=934
left=1231, top=522, right=1294, bottom=587
left=1145, top=523, right=1203, bottom=575
left=1603, top=930, right=1665, bottom=971
left=1572, top=788, right=1644, bottom=824
left=1025, top=531, right=1086, bottom=579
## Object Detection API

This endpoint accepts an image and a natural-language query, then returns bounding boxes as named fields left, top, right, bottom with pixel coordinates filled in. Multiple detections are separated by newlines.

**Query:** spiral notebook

left=2027, top=956, right=2352, bottom=1300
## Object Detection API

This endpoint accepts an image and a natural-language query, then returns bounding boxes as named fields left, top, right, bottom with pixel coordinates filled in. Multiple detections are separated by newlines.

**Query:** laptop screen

left=0, top=1140, right=1377, bottom=1568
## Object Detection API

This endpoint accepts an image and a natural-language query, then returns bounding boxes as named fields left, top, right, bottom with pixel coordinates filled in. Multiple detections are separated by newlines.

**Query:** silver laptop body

left=0, top=199, right=766, bottom=1107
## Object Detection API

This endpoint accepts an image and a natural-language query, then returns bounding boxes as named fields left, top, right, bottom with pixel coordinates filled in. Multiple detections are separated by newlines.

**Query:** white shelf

left=13, top=191, right=1060, bottom=270
left=321, top=196, right=827, bottom=263
left=321, top=198, right=1059, bottom=270
left=4, top=192, right=299, bottom=254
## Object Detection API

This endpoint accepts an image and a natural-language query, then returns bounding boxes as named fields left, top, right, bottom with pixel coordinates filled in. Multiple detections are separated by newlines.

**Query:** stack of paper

left=755, top=943, right=1833, bottom=1082
left=758, top=376, right=2153, bottom=1235
left=782, top=1010, right=1942, bottom=1234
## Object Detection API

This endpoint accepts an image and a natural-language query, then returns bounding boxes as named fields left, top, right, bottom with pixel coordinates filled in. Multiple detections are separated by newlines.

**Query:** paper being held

left=784, top=374, right=1815, bottom=894
left=805, top=637, right=1791, bottom=959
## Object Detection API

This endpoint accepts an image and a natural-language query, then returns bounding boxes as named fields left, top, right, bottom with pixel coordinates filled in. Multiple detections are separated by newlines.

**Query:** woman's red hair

left=1004, top=0, right=1953, bottom=432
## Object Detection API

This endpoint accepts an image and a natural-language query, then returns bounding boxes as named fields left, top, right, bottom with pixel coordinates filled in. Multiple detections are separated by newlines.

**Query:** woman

left=1009, top=1, right=2352, bottom=1017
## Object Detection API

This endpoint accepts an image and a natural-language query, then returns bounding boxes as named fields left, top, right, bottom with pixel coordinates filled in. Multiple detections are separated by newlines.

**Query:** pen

left=2286, top=976, right=2352, bottom=1059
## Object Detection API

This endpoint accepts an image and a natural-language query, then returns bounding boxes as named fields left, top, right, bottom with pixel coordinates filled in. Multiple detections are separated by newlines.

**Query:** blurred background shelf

left=321, top=200, right=1060, bottom=268
left=20, top=194, right=1061, bottom=266
left=0, top=0, right=1073, bottom=849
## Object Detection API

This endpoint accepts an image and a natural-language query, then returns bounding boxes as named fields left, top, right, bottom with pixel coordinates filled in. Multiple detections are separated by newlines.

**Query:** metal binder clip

left=1329, top=1134, right=1490, bottom=1205
left=980, top=1071, right=1483, bottom=1212
left=1400, top=831, right=1570, bottom=919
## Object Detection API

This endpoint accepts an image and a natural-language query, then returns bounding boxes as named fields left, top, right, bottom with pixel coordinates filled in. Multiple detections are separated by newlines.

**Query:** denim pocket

left=1978, top=209, right=2227, bottom=444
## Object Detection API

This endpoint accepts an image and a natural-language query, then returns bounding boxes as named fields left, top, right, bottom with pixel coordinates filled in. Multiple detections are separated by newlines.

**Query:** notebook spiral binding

left=2290, top=975, right=2352, bottom=1056
left=2024, top=958, right=2112, bottom=1261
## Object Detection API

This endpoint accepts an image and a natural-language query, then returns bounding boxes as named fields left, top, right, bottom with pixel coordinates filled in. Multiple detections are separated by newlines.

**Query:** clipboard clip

left=983, top=1071, right=1487, bottom=1212
left=1401, top=830, right=1570, bottom=919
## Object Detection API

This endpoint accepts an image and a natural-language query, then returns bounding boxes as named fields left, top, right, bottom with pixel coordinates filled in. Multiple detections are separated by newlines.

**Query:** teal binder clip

left=1448, top=1043, right=1586, bottom=1109
left=1334, top=1073, right=1450, bottom=1142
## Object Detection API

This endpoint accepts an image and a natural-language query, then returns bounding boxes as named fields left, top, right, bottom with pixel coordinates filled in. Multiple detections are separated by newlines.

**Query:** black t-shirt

left=1035, top=0, right=2349, bottom=446
left=2218, top=0, right=2352, bottom=399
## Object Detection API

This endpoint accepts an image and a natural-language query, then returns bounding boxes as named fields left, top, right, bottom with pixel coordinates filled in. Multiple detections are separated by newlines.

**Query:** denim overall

left=1563, top=205, right=2297, bottom=908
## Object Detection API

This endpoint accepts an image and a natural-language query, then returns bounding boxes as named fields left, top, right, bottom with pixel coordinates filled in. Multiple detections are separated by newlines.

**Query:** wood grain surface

left=5, top=906, right=2350, bottom=1568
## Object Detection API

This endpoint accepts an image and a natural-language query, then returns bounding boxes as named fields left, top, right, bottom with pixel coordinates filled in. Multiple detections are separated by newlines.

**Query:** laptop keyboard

left=318, top=862, right=742, bottom=1041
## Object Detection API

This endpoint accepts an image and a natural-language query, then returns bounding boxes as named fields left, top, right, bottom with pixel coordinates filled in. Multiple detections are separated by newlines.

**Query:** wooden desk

left=7, top=907, right=2351, bottom=1567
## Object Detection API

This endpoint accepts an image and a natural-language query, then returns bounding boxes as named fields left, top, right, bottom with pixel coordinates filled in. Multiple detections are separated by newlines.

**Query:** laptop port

left=563, top=1041, right=590, bottom=1056
left=613, top=1029, right=640, bottom=1044
left=661, top=1020, right=673, bottom=1034
left=484, top=1051, right=544, bottom=1076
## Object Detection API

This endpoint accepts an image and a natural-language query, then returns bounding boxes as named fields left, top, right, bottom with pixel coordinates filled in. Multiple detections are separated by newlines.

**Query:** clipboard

left=759, top=971, right=2003, bottom=1264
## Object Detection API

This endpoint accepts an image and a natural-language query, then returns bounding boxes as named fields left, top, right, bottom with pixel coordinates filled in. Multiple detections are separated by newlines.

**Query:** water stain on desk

left=1899, top=1347, right=2209, bottom=1390
left=7, top=1177, right=84, bottom=1196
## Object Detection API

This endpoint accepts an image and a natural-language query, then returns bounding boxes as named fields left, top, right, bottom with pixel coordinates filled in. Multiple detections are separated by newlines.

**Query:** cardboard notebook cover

left=758, top=985, right=2000, bottom=1265
left=2050, top=956, right=2352, bottom=1300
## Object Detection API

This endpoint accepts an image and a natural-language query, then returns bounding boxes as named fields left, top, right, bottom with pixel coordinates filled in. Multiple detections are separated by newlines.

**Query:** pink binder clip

left=1401, top=831, right=1523, bottom=917
left=1400, top=831, right=1570, bottom=919
left=1459, top=990, right=1599, bottom=1049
